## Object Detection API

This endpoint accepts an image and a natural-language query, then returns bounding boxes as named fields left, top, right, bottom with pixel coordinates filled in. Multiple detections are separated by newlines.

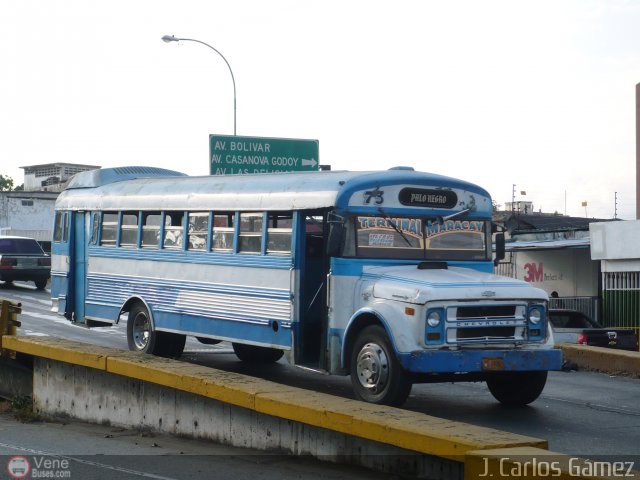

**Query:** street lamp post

left=161, top=34, right=237, bottom=136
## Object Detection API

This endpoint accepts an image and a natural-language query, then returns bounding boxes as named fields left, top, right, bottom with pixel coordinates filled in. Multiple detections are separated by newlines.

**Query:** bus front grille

left=446, top=304, right=526, bottom=344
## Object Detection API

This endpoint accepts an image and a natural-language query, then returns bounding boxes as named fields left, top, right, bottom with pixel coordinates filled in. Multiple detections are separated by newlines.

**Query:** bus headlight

left=529, top=307, right=542, bottom=324
left=427, top=311, right=441, bottom=328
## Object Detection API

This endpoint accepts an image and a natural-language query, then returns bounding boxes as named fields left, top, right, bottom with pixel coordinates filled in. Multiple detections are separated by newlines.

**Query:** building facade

left=21, top=163, right=100, bottom=192
left=495, top=213, right=612, bottom=323
left=1, top=163, right=100, bottom=251
left=591, top=220, right=640, bottom=331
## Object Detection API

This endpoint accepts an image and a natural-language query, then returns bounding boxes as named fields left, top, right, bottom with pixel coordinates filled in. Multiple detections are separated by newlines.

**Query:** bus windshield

left=352, top=215, right=490, bottom=261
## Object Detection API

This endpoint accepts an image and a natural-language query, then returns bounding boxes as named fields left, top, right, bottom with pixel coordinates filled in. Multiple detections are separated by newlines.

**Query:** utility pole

left=614, top=192, right=618, bottom=219
left=636, top=83, right=640, bottom=219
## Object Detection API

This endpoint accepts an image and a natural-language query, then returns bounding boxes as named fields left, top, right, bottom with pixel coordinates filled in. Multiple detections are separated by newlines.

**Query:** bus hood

left=366, top=264, right=547, bottom=304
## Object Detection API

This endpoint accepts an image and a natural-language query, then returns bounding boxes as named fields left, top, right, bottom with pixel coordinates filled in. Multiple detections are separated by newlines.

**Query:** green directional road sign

left=209, top=134, right=319, bottom=175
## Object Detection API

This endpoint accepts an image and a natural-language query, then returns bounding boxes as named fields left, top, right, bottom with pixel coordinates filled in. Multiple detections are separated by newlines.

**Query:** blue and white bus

left=51, top=166, right=561, bottom=406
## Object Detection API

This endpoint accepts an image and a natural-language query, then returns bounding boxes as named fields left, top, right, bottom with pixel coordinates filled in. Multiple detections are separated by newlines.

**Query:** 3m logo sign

left=524, top=262, right=544, bottom=283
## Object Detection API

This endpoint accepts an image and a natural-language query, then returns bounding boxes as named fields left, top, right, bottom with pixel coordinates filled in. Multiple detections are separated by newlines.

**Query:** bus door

left=70, top=211, right=89, bottom=323
left=296, top=211, right=330, bottom=368
left=51, top=211, right=71, bottom=316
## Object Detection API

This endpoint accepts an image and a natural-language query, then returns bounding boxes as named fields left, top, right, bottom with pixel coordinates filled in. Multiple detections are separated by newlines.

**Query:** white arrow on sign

left=301, top=158, right=318, bottom=167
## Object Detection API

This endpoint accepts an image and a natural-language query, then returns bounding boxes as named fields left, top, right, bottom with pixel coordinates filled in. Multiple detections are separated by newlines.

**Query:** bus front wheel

left=126, top=303, right=185, bottom=359
left=350, top=325, right=412, bottom=406
left=486, top=371, right=548, bottom=406
left=232, top=343, right=283, bottom=363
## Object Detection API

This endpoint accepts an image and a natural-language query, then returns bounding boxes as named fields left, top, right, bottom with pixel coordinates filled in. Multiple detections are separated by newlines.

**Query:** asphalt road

left=2, top=280, right=639, bottom=464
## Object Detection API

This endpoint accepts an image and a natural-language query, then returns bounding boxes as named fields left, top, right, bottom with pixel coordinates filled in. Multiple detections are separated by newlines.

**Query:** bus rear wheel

left=232, top=343, right=283, bottom=363
left=350, top=325, right=412, bottom=406
left=486, top=371, right=548, bottom=406
left=126, top=303, right=185, bottom=359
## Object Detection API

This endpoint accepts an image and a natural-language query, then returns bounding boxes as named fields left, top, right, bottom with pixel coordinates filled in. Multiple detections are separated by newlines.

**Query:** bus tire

left=126, top=303, right=185, bottom=358
left=35, top=279, right=47, bottom=290
left=349, top=325, right=412, bottom=406
left=486, top=371, right=548, bottom=406
left=155, top=332, right=186, bottom=359
left=232, top=343, right=283, bottom=363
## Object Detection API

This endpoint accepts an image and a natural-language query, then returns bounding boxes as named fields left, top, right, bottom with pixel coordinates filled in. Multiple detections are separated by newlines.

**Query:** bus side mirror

left=494, top=233, right=505, bottom=265
left=327, top=224, right=344, bottom=257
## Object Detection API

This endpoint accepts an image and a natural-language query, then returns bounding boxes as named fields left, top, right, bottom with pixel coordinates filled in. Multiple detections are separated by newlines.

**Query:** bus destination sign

left=210, top=134, right=320, bottom=175
left=398, top=188, right=458, bottom=209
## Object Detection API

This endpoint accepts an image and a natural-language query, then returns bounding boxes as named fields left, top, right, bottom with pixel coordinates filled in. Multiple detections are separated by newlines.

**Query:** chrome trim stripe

left=88, top=245, right=292, bottom=269
left=86, top=273, right=292, bottom=324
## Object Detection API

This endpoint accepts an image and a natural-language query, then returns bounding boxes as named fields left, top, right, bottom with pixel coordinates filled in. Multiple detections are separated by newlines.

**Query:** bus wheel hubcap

left=356, top=342, right=389, bottom=391
left=132, top=312, right=150, bottom=350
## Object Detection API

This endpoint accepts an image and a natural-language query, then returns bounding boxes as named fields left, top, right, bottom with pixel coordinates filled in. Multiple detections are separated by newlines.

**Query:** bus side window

left=142, top=213, right=161, bottom=248
left=89, top=212, right=99, bottom=245
left=120, top=212, right=139, bottom=248
left=267, top=212, right=292, bottom=255
left=53, top=212, right=64, bottom=243
left=305, top=215, right=325, bottom=258
left=62, top=212, right=69, bottom=243
left=187, top=212, right=208, bottom=251
left=238, top=212, right=263, bottom=254
left=100, top=213, right=118, bottom=246
left=163, top=212, right=184, bottom=249
left=54, top=211, right=70, bottom=243
left=211, top=213, right=234, bottom=252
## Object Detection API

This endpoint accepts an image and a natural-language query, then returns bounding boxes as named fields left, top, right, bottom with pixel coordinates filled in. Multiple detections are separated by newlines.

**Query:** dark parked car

left=0, top=236, right=51, bottom=290
left=549, top=309, right=638, bottom=351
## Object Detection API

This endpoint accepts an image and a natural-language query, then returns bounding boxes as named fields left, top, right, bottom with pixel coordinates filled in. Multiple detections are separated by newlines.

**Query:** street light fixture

left=161, top=34, right=237, bottom=136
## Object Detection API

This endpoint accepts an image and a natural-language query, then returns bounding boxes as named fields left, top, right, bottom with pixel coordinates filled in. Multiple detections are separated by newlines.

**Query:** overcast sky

left=2, top=0, right=639, bottom=219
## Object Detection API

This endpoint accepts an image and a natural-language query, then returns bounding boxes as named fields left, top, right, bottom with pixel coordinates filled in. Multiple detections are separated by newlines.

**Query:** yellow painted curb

left=106, top=354, right=302, bottom=411
left=1, top=335, right=110, bottom=370
left=560, top=344, right=640, bottom=377
left=465, top=447, right=640, bottom=480
left=255, top=391, right=547, bottom=460
left=4, top=335, right=547, bottom=459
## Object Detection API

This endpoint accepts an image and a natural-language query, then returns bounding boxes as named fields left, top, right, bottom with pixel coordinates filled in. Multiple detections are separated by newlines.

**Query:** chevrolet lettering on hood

left=457, top=319, right=522, bottom=327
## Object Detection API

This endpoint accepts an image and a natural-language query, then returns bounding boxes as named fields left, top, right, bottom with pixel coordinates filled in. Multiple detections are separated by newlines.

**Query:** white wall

left=0, top=193, right=57, bottom=242
left=590, top=220, right=640, bottom=260
left=511, top=248, right=599, bottom=297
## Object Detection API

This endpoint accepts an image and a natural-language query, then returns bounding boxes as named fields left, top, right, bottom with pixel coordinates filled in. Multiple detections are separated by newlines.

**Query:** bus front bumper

left=398, top=348, right=563, bottom=373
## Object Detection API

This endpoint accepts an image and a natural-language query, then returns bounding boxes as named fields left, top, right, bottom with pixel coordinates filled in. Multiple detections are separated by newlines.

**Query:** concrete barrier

left=559, top=344, right=640, bottom=377
left=1, top=334, right=637, bottom=479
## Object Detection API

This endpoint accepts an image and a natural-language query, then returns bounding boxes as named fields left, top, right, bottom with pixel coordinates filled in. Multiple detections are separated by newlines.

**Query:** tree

left=0, top=174, right=15, bottom=191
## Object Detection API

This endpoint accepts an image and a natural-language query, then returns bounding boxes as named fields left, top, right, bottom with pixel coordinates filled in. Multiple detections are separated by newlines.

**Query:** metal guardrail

left=494, top=261, right=514, bottom=278
left=0, top=299, right=22, bottom=359
left=548, top=296, right=600, bottom=323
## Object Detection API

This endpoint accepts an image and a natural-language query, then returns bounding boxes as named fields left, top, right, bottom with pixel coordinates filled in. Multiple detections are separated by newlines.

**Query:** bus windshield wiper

left=380, top=213, right=413, bottom=247
left=437, top=208, right=471, bottom=224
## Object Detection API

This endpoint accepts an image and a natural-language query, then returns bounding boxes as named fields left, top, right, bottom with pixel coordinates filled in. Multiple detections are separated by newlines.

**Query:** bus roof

left=56, top=167, right=492, bottom=214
